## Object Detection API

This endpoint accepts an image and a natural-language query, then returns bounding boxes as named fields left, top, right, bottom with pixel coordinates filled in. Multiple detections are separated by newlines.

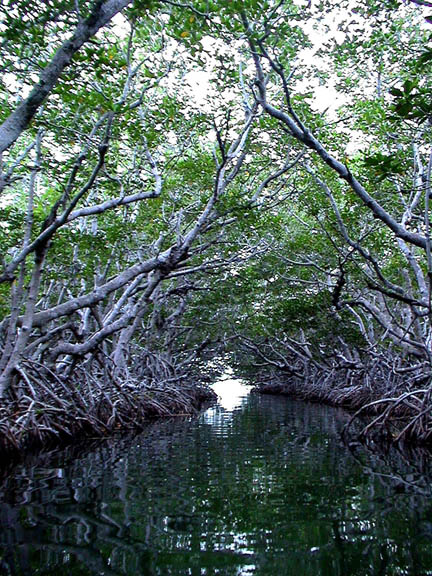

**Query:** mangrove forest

left=1, top=0, right=432, bottom=451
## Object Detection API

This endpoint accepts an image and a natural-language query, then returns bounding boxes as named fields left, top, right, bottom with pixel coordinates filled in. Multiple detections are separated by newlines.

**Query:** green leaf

left=389, top=87, right=403, bottom=97
left=394, top=101, right=413, bottom=117
left=418, top=50, right=432, bottom=65
left=403, top=79, right=417, bottom=94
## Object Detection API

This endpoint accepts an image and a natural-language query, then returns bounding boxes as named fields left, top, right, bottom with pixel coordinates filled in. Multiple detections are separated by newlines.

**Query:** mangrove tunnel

left=2, top=0, right=432, bottom=573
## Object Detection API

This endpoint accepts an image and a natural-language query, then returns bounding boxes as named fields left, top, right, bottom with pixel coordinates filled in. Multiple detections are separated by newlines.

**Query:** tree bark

left=0, top=0, right=132, bottom=156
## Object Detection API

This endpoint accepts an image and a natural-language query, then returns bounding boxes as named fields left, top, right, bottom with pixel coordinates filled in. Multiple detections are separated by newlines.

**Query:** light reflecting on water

left=210, top=370, right=251, bottom=411
left=1, top=392, right=432, bottom=575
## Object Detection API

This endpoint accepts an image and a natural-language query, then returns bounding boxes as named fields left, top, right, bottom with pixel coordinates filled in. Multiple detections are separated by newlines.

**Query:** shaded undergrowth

left=253, top=363, right=432, bottom=445
left=0, top=361, right=216, bottom=458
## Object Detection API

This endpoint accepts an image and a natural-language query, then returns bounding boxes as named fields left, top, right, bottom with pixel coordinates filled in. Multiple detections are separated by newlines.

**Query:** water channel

left=1, top=376, right=432, bottom=575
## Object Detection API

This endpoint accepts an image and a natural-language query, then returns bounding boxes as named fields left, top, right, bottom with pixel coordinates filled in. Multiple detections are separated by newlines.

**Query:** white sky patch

left=183, top=69, right=213, bottom=108
left=181, top=34, right=242, bottom=112
left=110, top=12, right=129, bottom=37
left=302, top=81, right=348, bottom=117
left=0, top=193, right=16, bottom=209
left=184, top=68, right=239, bottom=112
left=211, top=367, right=252, bottom=411
left=293, top=7, right=354, bottom=116
left=166, top=130, right=178, bottom=145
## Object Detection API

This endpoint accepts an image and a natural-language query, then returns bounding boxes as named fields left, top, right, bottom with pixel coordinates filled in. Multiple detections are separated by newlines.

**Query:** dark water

left=1, top=388, right=432, bottom=575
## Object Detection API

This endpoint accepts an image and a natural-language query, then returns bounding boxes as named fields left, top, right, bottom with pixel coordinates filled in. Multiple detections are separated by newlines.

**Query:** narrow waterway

left=1, top=379, right=432, bottom=575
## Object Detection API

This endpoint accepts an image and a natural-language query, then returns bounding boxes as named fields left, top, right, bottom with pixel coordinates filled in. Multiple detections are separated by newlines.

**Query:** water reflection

left=210, top=369, right=251, bottom=411
left=0, top=394, right=432, bottom=575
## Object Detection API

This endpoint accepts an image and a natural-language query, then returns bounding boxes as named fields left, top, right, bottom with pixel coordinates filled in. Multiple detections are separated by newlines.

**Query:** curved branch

left=248, top=37, right=428, bottom=251
left=0, top=0, right=132, bottom=155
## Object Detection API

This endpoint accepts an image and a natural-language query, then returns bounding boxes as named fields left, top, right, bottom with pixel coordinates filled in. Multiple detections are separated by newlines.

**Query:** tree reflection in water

left=1, top=395, right=432, bottom=575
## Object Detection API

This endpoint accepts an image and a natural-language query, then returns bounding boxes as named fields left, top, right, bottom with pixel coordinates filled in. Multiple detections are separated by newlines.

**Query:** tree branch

left=0, top=0, right=132, bottom=154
